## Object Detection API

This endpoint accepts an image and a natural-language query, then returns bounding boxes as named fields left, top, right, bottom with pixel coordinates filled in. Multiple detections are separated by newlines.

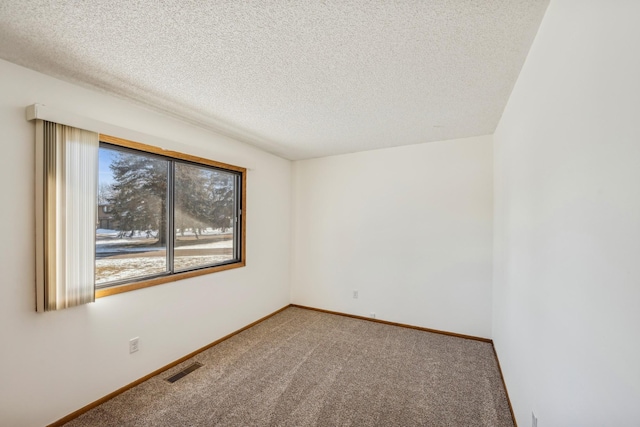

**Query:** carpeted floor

left=64, top=307, right=514, bottom=426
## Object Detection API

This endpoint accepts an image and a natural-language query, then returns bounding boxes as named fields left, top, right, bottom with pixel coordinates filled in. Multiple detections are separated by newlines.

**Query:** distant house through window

left=97, top=204, right=116, bottom=229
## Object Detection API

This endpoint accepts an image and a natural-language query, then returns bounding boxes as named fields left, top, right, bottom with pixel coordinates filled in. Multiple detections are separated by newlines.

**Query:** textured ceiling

left=0, top=1, right=548, bottom=160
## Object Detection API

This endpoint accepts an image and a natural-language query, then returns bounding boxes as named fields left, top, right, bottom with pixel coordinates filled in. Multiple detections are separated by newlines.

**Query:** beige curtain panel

left=35, top=120, right=99, bottom=312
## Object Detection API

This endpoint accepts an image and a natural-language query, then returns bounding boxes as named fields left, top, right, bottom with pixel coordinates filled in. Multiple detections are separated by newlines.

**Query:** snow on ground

left=96, top=229, right=233, bottom=253
left=96, top=229, right=159, bottom=253
left=176, top=239, right=233, bottom=250
left=96, top=257, right=166, bottom=284
left=96, top=228, right=230, bottom=238
left=95, top=255, right=233, bottom=284
left=94, top=228, right=234, bottom=283
left=174, top=255, right=232, bottom=271
left=96, top=229, right=120, bottom=235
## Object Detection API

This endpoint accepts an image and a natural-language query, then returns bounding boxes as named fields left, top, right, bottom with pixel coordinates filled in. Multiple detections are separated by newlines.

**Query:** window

left=30, top=107, right=246, bottom=311
left=95, top=135, right=245, bottom=297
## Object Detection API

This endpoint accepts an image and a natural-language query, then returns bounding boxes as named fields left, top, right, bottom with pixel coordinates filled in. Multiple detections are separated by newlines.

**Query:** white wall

left=0, top=59, right=291, bottom=427
left=292, top=136, right=493, bottom=338
left=493, top=1, right=640, bottom=425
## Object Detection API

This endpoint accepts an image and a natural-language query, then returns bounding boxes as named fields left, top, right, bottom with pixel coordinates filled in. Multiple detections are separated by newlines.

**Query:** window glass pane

left=174, top=162, right=237, bottom=271
left=96, top=146, right=169, bottom=285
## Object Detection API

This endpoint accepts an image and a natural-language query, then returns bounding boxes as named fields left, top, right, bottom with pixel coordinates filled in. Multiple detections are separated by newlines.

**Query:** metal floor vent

left=166, top=362, right=203, bottom=383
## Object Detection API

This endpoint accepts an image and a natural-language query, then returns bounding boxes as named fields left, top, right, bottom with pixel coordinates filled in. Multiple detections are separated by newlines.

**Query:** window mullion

left=167, top=160, right=175, bottom=273
left=235, top=174, right=241, bottom=261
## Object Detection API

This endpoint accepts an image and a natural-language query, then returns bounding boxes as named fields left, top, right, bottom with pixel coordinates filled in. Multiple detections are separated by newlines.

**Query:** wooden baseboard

left=491, top=344, right=518, bottom=427
left=47, top=305, right=290, bottom=427
left=290, top=303, right=492, bottom=343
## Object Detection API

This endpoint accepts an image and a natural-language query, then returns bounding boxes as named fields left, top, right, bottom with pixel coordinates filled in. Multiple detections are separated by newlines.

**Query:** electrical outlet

left=532, top=412, right=537, bottom=427
left=353, top=290, right=358, bottom=299
left=370, top=312, right=376, bottom=318
left=129, top=337, right=139, bottom=354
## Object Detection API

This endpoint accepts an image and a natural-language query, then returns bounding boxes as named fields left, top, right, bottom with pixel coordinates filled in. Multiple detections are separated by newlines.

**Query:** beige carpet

left=64, top=307, right=514, bottom=426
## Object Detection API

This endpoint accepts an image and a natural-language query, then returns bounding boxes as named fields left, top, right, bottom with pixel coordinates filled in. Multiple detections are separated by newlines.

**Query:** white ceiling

left=0, top=1, right=548, bottom=160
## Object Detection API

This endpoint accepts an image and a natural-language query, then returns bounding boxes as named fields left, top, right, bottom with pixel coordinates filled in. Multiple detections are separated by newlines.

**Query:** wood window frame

left=95, top=134, right=246, bottom=298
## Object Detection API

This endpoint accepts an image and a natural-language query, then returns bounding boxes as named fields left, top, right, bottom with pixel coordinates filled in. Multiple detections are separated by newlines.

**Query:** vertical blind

left=36, top=120, right=99, bottom=312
